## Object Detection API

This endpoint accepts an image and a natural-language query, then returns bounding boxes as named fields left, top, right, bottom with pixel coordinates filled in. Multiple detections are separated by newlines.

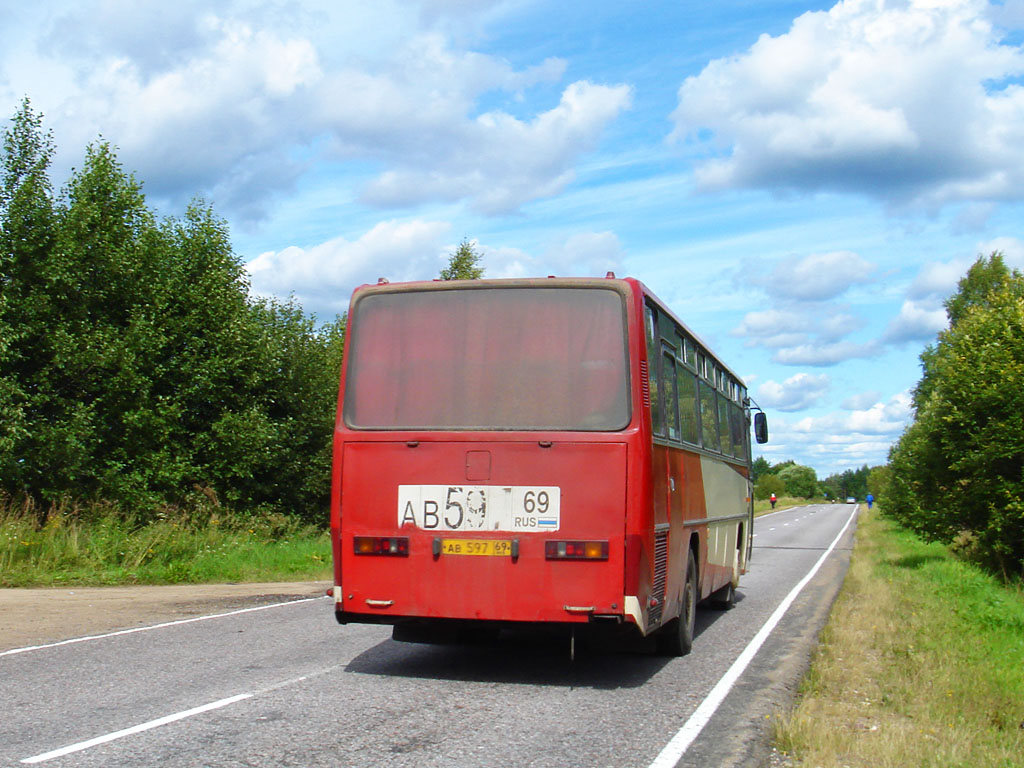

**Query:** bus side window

left=729, top=401, right=748, bottom=461
left=717, top=382, right=731, bottom=456
left=663, top=351, right=680, bottom=442
left=645, top=305, right=665, bottom=437
left=698, top=355, right=720, bottom=452
left=677, top=363, right=699, bottom=444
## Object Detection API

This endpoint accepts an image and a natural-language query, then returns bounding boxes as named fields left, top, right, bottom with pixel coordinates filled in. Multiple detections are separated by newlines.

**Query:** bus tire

left=657, top=552, right=697, bottom=656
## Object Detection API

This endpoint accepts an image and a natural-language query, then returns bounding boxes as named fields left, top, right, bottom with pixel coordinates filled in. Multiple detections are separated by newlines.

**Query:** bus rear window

left=344, top=286, right=630, bottom=431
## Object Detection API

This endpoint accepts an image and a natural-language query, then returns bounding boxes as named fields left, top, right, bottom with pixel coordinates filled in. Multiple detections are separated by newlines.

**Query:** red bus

left=330, top=275, right=767, bottom=654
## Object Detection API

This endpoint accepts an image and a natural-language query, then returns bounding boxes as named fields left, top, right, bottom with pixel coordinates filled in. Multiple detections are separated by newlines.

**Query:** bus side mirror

left=754, top=412, right=768, bottom=444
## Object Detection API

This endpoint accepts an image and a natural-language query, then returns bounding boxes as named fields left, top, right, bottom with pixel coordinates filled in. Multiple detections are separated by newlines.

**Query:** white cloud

left=977, top=236, right=1024, bottom=269
left=485, top=230, right=626, bottom=279
left=882, top=299, right=948, bottom=343
left=733, top=308, right=808, bottom=341
left=482, top=244, right=536, bottom=279
left=548, top=231, right=625, bottom=276
left=842, top=390, right=881, bottom=410
left=44, top=1, right=215, bottom=76
left=245, top=222, right=625, bottom=317
left=4, top=4, right=629, bottom=221
left=887, top=243, right=1024, bottom=344
left=246, top=219, right=452, bottom=316
left=787, top=391, right=912, bottom=436
left=767, top=251, right=875, bottom=301
left=773, top=339, right=879, bottom=366
left=49, top=15, right=324, bottom=219
left=992, top=0, right=1024, bottom=28
left=757, top=373, right=831, bottom=412
left=907, top=256, right=975, bottom=298
left=733, top=304, right=872, bottom=365
left=356, top=79, right=632, bottom=214
left=671, top=0, right=1024, bottom=208
left=758, top=390, right=913, bottom=473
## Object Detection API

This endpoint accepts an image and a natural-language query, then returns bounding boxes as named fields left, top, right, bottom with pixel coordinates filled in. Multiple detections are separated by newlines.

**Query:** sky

left=2, top=0, right=1023, bottom=479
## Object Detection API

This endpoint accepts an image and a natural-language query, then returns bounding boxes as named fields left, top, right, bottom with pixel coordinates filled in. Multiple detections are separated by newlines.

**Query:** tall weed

left=0, top=495, right=330, bottom=586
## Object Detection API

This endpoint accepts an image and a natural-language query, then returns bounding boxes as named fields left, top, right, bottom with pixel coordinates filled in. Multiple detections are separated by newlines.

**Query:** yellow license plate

left=441, top=539, right=512, bottom=557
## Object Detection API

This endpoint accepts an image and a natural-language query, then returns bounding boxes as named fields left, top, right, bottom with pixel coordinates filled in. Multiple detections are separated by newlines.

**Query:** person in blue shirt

left=866, top=493, right=874, bottom=509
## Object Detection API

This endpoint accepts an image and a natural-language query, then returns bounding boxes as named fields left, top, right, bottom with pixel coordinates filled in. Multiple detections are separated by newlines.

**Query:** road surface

left=0, top=503, right=857, bottom=768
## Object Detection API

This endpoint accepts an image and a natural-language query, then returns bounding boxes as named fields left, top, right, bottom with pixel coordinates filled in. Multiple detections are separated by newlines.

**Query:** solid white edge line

left=1, top=596, right=327, bottom=658
left=648, top=504, right=859, bottom=768
left=20, top=693, right=253, bottom=764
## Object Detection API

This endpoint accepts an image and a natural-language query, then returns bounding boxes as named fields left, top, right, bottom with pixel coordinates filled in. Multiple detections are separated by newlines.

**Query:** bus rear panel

left=333, top=280, right=638, bottom=633
left=330, top=276, right=757, bottom=648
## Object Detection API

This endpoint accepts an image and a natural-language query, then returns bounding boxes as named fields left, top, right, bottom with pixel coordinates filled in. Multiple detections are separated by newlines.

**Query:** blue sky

left=3, top=0, right=1023, bottom=478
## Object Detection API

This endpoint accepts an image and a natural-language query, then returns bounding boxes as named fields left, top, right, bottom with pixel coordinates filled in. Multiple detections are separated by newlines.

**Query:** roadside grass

left=0, top=498, right=331, bottom=587
left=772, top=504, right=1024, bottom=767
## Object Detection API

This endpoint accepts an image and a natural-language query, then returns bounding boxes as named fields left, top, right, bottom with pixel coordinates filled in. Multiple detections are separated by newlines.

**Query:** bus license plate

left=441, top=539, right=512, bottom=557
left=398, top=485, right=561, bottom=531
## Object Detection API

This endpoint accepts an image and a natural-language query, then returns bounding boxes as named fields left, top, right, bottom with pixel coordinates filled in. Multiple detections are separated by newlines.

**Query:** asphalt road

left=0, top=503, right=858, bottom=768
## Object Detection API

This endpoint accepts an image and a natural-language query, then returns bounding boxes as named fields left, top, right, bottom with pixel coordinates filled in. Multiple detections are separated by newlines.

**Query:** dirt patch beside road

left=0, top=581, right=329, bottom=652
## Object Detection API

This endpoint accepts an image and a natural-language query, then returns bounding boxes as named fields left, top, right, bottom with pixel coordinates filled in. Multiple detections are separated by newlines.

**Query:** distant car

left=846, top=497, right=856, bottom=503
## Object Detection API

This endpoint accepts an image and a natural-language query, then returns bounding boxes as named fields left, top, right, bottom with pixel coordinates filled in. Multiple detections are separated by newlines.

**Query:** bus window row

left=644, top=304, right=749, bottom=463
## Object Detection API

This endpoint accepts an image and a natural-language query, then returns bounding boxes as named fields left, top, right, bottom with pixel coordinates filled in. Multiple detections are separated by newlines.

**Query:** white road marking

left=648, top=504, right=858, bottom=768
left=19, top=668, right=339, bottom=764
left=755, top=507, right=796, bottom=519
left=1, top=596, right=327, bottom=658
left=21, top=694, right=252, bottom=763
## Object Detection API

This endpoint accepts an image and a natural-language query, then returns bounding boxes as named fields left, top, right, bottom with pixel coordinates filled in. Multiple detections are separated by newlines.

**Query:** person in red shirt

left=770, top=492, right=777, bottom=510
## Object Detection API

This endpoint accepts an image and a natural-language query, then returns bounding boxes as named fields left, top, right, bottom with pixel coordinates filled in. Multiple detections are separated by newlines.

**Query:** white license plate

left=398, top=485, right=560, bottom=532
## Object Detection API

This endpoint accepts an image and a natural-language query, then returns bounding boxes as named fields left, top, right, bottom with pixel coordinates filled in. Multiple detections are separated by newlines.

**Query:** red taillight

left=353, top=536, right=409, bottom=556
left=545, top=540, right=609, bottom=560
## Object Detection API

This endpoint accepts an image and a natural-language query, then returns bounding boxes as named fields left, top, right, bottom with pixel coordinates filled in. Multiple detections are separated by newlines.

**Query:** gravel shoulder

left=0, top=581, right=329, bottom=652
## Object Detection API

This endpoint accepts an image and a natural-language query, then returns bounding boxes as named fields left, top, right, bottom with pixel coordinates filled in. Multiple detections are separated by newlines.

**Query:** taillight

left=353, top=536, right=409, bottom=556
left=545, top=540, right=609, bottom=560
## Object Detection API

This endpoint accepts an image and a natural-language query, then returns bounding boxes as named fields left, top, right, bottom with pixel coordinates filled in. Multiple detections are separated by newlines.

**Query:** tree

left=915, top=252, right=1018, bottom=408
left=440, top=238, right=485, bottom=280
left=0, top=99, right=57, bottom=482
left=754, top=473, right=786, bottom=501
left=751, top=456, right=772, bottom=485
left=822, top=464, right=871, bottom=501
left=0, top=103, right=346, bottom=523
left=866, top=465, right=890, bottom=499
left=887, top=252, right=1024, bottom=576
left=777, top=463, right=818, bottom=498
left=944, top=252, right=1016, bottom=326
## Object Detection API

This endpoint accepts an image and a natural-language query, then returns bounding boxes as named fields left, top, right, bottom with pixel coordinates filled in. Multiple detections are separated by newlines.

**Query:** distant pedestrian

left=770, top=492, right=777, bottom=510
left=866, top=493, right=874, bottom=509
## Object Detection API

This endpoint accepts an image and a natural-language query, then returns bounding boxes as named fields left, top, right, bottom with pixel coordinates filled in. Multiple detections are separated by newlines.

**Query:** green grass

left=0, top=499, right=331, bottom=586
left=773, top=505, right=1024, bottom=767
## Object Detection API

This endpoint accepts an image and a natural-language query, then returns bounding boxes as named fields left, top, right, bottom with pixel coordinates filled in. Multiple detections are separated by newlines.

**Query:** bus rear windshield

left=344, top=286, right=630, bottom=431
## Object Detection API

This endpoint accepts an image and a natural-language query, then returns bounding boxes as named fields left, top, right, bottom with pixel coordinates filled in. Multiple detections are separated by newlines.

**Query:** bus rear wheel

left=657, top=552, right=697, bottom=656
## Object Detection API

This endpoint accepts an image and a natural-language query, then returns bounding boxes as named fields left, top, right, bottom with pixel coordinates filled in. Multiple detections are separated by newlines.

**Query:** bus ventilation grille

left=650, top=529, right=668, bottom=625
left=640, top=360, right=651, bottom=408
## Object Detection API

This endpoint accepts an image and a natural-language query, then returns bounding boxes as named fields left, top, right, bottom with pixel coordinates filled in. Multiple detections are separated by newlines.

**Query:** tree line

left=0, top=100, right=345, bottom=524
left=886, top=253, right=1024, bottom=578
left=752, top=457, right=886, bottom=502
